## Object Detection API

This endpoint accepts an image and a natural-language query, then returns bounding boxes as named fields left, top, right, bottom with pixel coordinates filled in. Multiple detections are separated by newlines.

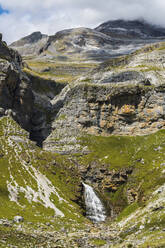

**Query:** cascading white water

left=82, top=182, right=106, bottom=222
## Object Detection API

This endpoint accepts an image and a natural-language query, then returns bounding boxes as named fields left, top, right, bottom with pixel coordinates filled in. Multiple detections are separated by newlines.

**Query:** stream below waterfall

left=82, top=182, right=106, bottom=222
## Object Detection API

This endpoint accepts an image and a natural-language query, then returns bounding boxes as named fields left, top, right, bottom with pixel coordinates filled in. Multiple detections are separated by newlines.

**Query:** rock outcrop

left=0, top=34, right=34, bottom=131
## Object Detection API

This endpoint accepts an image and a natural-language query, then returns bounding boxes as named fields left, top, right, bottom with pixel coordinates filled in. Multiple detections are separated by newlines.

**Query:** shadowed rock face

left=0, top=34, right=34, bottom=131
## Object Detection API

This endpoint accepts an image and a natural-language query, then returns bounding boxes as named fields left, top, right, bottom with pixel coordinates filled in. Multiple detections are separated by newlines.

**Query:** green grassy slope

left=0, top=116, right=84, bottom=225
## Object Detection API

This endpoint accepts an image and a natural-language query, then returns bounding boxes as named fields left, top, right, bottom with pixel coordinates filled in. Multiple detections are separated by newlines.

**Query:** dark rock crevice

left=26, top=73, right=67, bottom=146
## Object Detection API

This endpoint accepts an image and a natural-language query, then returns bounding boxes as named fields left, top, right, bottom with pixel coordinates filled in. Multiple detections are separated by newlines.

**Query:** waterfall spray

left=82, top=182, right=106, bottom=222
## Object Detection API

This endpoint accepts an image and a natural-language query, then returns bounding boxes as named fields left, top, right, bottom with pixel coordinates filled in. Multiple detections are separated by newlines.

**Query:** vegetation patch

left=117, top=202, right=139, bottom=221
left=91, top=238, right=107, bottom=247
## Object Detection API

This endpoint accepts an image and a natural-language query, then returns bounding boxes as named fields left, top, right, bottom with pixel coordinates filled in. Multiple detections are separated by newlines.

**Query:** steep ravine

left=26, top=72, right=66, bottom=146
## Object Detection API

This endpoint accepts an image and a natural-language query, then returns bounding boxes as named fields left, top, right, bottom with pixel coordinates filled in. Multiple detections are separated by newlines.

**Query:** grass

left=91, top=238, right=107, bottom=246
left=24, top=67, right=80, bottom=83
left=25, top=60, right=97, bottom=69
left=0, top=117, right=164, bottom=246
left=117, top=202, right=139, bottom=221
left=0, top=226, right=40, bottom=247
left=24, top=60, right=97, bottom=84
left=139, top=231, right=165, bottom=248
left=78, top=131, right=165, bottom=170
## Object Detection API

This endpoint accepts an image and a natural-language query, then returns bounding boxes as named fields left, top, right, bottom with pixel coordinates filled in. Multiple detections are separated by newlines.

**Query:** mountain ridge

left=10, top=19, right=165, bottom=59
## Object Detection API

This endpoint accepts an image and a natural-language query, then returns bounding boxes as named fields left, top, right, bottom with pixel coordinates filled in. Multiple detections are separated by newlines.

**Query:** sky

left=0, top=0, right=165, bottom=44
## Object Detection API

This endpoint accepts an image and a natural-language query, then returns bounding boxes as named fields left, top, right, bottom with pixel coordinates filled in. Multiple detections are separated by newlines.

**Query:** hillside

left=0, top=19, right=165, bottom=247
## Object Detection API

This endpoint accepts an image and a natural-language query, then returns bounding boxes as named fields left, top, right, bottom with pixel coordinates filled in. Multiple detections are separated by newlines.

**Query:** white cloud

left=0, top=0, right=165, bottom=43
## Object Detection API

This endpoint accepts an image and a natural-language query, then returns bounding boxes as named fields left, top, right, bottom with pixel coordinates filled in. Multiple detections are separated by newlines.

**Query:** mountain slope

left=9, top=19, right=165, bottom=85
left=10, top=19, right=165, bottom=61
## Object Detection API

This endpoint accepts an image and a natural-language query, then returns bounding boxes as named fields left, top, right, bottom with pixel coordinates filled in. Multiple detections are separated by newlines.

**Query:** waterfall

left=82, top=182, right=106, bottom=222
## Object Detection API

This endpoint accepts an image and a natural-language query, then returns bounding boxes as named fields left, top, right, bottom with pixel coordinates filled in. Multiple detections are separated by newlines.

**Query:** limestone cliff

left=42, top=42, right=165, bottom=153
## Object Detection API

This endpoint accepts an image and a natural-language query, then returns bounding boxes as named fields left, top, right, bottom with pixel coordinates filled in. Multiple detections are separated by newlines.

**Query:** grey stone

left=13, top=216, right=24, bottom=223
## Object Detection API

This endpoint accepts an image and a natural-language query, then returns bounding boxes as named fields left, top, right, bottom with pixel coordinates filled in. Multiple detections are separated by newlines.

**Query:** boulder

left=13, top=216, right=24, bottom=223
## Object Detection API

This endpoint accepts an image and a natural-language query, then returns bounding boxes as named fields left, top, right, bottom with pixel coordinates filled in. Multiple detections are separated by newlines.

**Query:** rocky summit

left=0, top=19, right=165, bottom=247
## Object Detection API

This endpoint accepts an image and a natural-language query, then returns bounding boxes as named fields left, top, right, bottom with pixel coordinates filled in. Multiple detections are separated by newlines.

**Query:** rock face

left=0, top=34, right=34, bottom=131
left=80, top=163, right=132, bottom=193
left=27, top=72, right=66, bottom=145
left=43, top=82, right=165, bottom=153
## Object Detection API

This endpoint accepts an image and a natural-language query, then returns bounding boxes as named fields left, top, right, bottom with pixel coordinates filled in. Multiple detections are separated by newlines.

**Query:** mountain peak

left=95, top=19, right=165, bottom=39
left=10, top=31, right=48, bottom=47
